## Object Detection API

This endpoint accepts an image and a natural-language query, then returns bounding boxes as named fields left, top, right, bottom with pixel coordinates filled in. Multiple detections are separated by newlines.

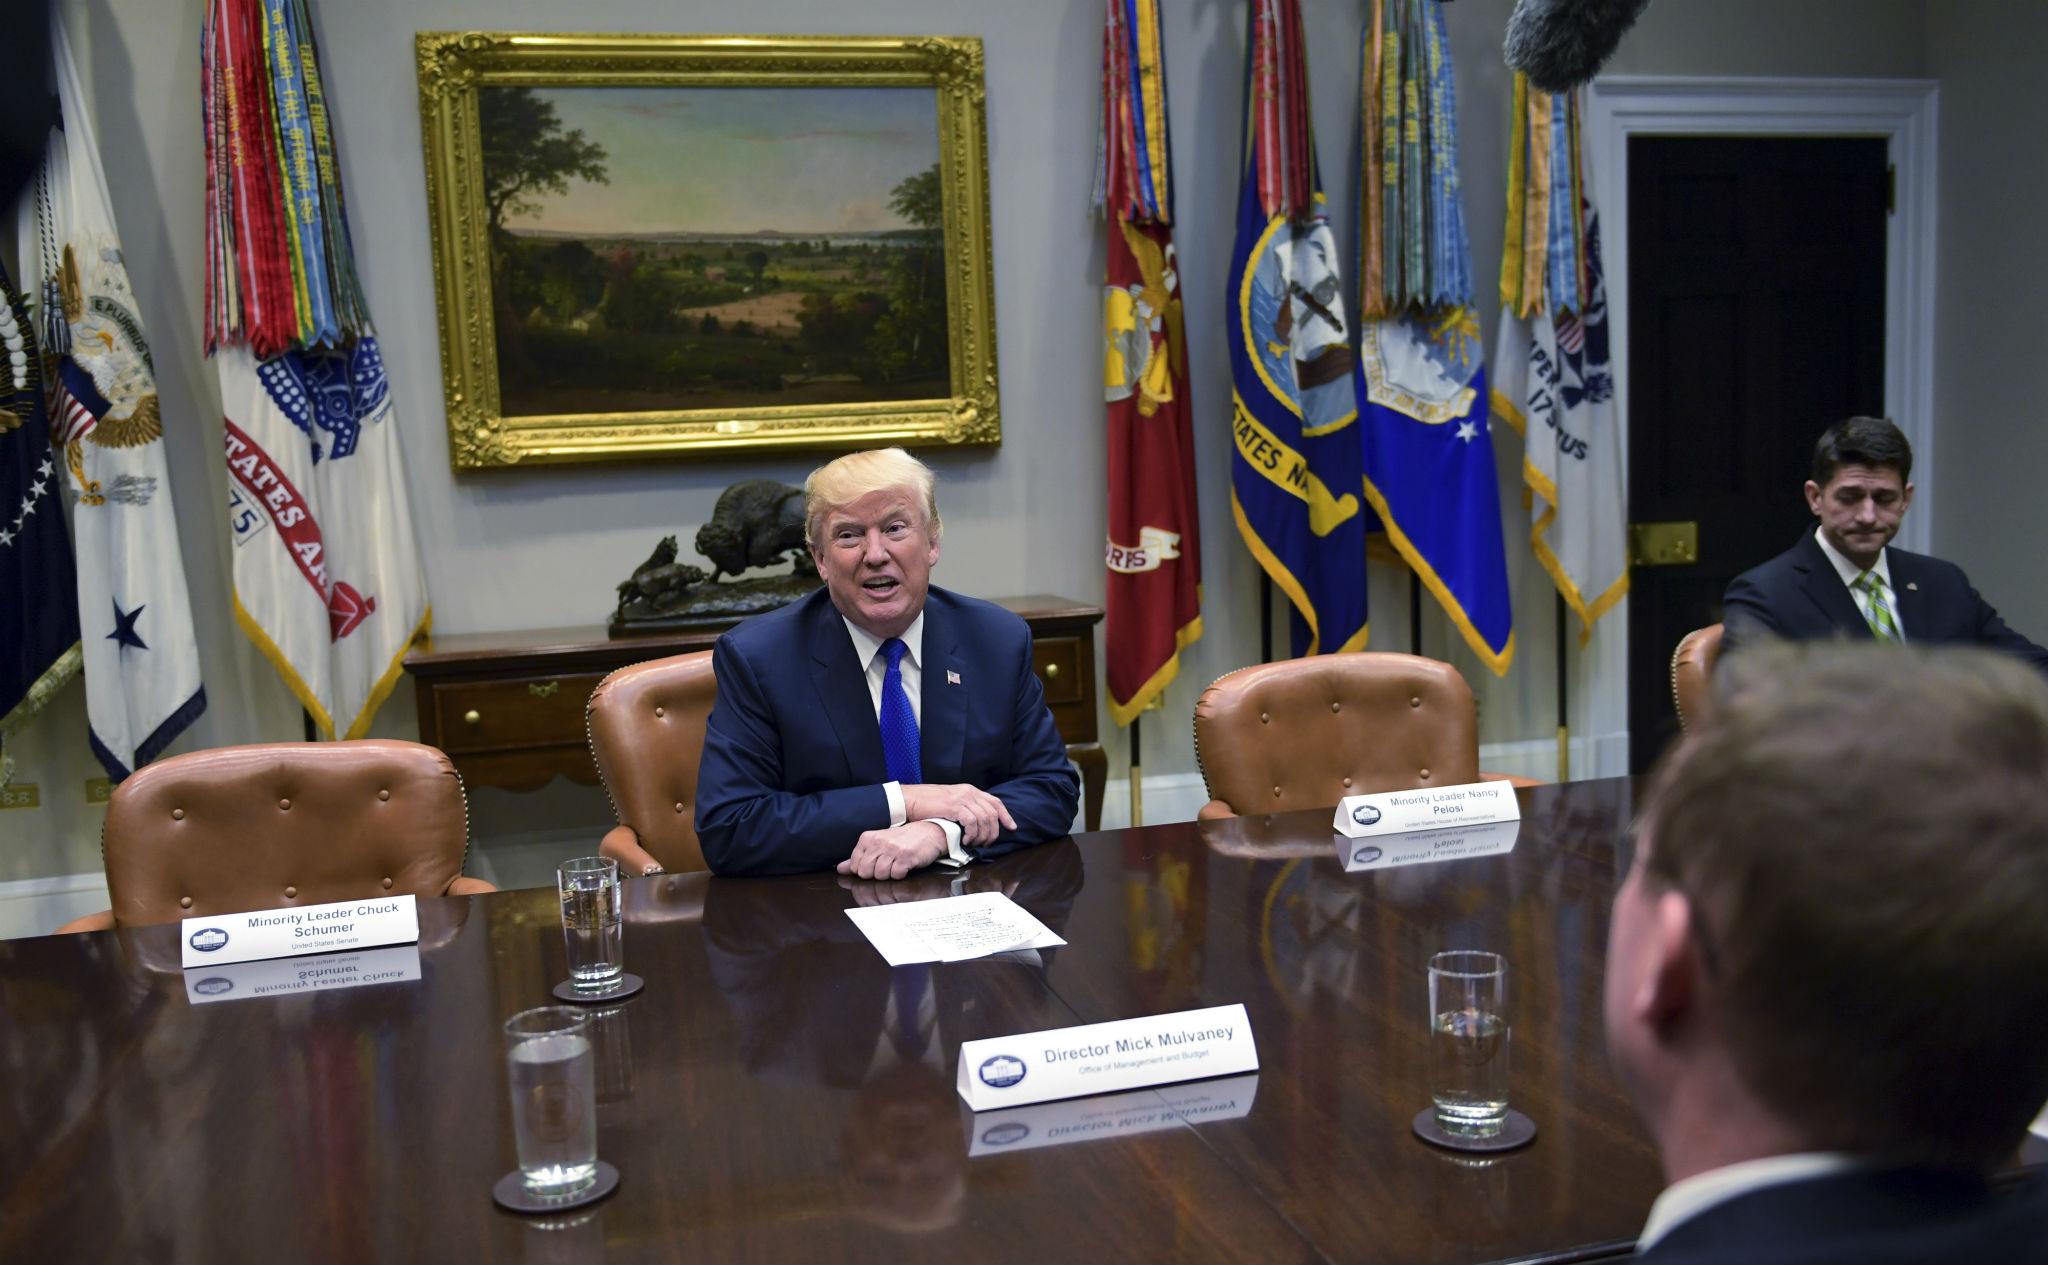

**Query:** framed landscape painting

left=415, top=33, right=1000, bottom=469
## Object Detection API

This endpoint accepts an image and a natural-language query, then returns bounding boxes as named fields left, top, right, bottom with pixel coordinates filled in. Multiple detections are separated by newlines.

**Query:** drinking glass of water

left=503, top=1006, right=598, bottom=1199
left=558, top=856, right=624, bottom=994
left=1427, top=951, right=1510, bottom=1138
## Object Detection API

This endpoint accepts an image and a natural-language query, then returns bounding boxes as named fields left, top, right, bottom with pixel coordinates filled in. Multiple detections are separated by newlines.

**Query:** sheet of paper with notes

left=844, top=891, right=1065, bottom=965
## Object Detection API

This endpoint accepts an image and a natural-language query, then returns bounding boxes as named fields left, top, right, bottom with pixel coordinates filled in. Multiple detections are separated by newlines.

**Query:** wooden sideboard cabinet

left=404, top=595, right=1108, bottom=831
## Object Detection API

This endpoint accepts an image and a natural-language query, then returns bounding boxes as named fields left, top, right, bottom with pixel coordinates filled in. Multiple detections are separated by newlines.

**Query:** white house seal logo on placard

left=193, top=977, right=234, bottom=996
left=980, top=1122, right=1030, bottom=1147
left=1351, top=803, right=1382, bottom=826
left=977, top=1054, right=1027, bottom=1089
left=189, top=926, right=230, bottom=953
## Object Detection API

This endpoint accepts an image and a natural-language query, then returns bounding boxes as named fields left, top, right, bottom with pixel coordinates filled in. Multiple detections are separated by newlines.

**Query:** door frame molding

left=1579, top=76, right=1939, bottom=772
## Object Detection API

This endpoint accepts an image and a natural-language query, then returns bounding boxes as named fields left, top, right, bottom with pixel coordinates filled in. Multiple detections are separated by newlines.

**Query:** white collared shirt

left=1815, top=526, right=1907, bottom=641
left=839, top=613, right=969, bottom=866
left=1637, top=1151, right=1863, bottom=1250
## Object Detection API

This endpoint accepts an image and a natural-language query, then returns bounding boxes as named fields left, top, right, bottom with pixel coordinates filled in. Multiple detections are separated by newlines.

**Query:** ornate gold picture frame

left=415, top=32, right=999, bottom=469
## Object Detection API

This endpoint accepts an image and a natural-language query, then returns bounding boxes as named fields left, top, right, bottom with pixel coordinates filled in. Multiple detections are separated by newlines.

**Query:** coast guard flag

left=13, top=21, right=206, bottom=779
left=1, top=264, right=81, bottom=771
left=218, top=336, right=427, bottom=738
left=1354, top=0, right=1514, bottom=674
left=1227, top=0, right=1369, bottom=657
left=1100, top=0, right=1203, bottom=724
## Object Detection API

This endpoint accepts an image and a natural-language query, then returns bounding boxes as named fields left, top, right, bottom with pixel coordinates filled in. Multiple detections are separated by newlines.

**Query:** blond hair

left=803, top=448, right=941, bottom=547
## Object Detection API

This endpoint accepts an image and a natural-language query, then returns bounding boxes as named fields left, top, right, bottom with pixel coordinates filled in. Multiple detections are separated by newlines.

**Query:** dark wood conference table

left=1, top=778, right=1665, bottom=1263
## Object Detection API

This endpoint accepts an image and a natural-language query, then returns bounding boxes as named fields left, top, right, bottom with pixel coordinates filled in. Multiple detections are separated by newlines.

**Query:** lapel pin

left=1906, top=582, right=1918, bottom=591
left=946, top=670, right=962, bottom=685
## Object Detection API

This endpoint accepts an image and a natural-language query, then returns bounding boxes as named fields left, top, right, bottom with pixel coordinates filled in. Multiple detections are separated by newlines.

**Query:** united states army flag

left=217, top=335, right=427, bottom=738
left=14, top=21, right=206, bottom=778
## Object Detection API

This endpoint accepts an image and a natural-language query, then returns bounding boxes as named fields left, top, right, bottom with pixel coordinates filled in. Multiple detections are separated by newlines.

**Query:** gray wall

left=1926, top=0, right=2048, bottom=635
left=2, top=0, right=1941, bottom=889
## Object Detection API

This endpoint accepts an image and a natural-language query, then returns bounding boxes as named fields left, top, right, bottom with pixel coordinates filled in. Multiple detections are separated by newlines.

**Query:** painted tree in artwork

left=479, top=87, right=611, bottom=243
left=871, top=163, right=947, bottom=385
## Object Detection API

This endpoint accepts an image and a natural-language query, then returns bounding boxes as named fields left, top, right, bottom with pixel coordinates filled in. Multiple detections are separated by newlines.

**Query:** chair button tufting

left=654, top=706, right=665, bottom=718
left=284, top=886, right=298, bottom=899
left=1330, top=701, right=1341, bottom=713
left=378, top=789, right=390, bottom=802
left=171, top=808, right=185, bottom=821
left=1272, top=786, right=1282, bottom=797
left=1342, top=777, right=1353, bottom=788
left=1410, top=697, right=1421, bottom=708
left=278, top=798, right=292, bottom=811
left=179, top=896, right=192, bottom=909
left=1260, top=711, right=1270, bottom=724
left=674, top=802, right=685, bottom=813
left=382, top=877, right=394, bottom=890
left=1419, top=768, right=1431, bottom=779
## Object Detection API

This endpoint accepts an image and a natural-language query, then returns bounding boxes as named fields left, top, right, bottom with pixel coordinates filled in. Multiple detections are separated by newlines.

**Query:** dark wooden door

left=1627, top=136, right=1888, bottom=772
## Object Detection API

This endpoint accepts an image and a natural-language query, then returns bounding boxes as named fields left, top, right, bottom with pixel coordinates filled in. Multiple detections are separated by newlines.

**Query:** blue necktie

left=878, top=637, right=922, bottom=784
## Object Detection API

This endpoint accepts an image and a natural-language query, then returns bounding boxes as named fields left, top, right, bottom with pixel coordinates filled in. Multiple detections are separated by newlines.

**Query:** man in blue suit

left=1606, top=643, right=2048, bottom=1263
left=1721, top=416, right=2048, bottom=670
left=697, top=448, right=1080, bottom=878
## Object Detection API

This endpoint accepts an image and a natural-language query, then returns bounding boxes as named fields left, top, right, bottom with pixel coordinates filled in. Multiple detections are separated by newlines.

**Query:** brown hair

left=1811, top=415, right=1912, bottom=485
left=1639, top=642, right=2048, bottom=1167
left=803, top=447, right=941, bottom=548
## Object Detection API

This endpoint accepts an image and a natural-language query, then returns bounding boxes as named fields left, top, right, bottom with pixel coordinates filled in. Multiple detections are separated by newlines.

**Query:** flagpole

left=1129, top=713, right=1144, bottom=829
left=1555, top=592, right=1570, bottom=781
left=1260, top=574, right=1274, bottom=663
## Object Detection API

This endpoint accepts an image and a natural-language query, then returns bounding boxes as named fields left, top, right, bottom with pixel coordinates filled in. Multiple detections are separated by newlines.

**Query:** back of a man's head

left=1640, top=642, right=2048, bottom=1168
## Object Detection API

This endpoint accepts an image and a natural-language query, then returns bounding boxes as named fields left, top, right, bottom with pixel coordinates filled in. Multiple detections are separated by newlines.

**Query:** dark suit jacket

left=1722, top=532, right=2048, bottom=670
left=1634, top=1166, right=2048, bottom=1264
left=696, top=586, right=1081, bottom=876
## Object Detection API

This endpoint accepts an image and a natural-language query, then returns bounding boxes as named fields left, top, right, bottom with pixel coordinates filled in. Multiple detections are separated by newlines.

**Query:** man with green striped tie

left=1722, top=416, right=2048, bottom=670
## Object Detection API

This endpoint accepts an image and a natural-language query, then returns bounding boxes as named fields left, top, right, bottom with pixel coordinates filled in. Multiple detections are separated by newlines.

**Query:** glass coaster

left=553, top=973, right=644, bottom=1004
left=1411, top=1107, right=1537, bottom=1153
left=492, top=1160, right=620, bottom=1214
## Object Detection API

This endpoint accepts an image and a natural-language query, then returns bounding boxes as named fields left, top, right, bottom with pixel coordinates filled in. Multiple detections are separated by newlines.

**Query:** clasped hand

left=902, top=783, right=1016, bottom=845
left=838, top=821, right=948, bottom=881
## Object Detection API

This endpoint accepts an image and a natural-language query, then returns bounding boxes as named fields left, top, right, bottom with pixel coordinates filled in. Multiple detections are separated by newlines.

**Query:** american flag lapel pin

left=1906, top=582, right=1919, bottom=591
left=946, top=669, right=962, bottom=685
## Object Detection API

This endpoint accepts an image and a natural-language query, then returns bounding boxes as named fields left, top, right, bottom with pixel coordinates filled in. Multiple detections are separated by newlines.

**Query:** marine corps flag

left=0, top=262, right=81, bottom=777
left=204, top=0, right=428, bottom=737
left=1227, top=0, right=1368, bottom=658
left=1355, top=0, right=1514, bottom=674
left=1100, top=0, right=1202, bottom=725
left=13, top=20, right=207, bottom=780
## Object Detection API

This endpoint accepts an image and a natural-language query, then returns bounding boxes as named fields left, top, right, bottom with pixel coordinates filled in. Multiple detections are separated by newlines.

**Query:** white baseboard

left=0, top=871, right=111, bottom=940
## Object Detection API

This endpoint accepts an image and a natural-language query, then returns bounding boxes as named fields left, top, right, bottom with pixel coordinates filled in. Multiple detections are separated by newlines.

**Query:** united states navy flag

left=0, top=264, right=82, bottom=775
left=1227, top=0, right=1368, bottom=657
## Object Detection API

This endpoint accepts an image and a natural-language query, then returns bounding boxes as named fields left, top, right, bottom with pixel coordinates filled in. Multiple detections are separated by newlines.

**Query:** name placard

left=967, top=1074, right=1260, bottom=1155
left=1339, top=818, right=1520, bottom=872
left=956, top=1003, right=1258, bottom=1111
left=184, top=945, right=422, bottom=1004
left=180, top=895, right=420, bottom=968
left=1333, top=779, right=1520, bottom=839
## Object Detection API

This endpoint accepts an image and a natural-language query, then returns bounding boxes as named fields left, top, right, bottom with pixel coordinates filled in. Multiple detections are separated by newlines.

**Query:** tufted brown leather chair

left=587, top=650, right=716, bottom=876
left=1671, top=623, right=1724, bottom=731
left=1194, top=653, right=1533, bottom=820
left=57, top=740, right=493, bottom=933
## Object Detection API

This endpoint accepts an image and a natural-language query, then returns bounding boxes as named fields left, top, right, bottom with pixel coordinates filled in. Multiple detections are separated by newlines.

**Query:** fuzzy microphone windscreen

left=1503, top=0, right=1654, bottom=94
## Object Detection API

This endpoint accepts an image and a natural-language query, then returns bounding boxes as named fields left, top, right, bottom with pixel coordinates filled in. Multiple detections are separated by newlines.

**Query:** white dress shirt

left=839, top=613, right=970, bottom=866
left=1637, top=1151, right=1863, bottom=1250
left=1815, top=525, right=1906, bottom=641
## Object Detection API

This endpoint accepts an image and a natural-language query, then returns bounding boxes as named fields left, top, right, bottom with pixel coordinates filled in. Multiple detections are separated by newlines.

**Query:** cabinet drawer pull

left=528, top=680, right=560, bottom=698
left=464, top=710, right=481, bottom=725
